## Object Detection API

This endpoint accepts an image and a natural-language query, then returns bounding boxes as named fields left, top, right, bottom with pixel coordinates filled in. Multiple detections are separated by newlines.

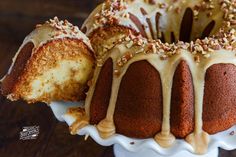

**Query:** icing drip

left=151, top=57, right=178, bottom=147
left=154, top=133, right=175, bottom=148
left=70, top=115, right=89, bottom=135
left=67, top=107, right=89, bottom=135
left=186, top=132, right=210, bottom=154
left=96, top=50, right=123, bottom=138
left=97, top=119, right=116, bottom=139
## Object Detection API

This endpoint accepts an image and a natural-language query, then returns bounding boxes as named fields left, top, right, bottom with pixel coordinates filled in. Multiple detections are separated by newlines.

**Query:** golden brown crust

left=171, top=60, right=194, bottom=138
left=203, top=63, right=236, bottom=134
left=89, top=25, right=138, bottom=58
left=1, top=42, right=35, bottom=96
left=114, top=60, right=163, bottom=138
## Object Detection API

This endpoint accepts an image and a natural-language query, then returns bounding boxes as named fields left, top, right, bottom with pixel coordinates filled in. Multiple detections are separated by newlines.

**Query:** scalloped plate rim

left=50, top=101, right=236, bottom=156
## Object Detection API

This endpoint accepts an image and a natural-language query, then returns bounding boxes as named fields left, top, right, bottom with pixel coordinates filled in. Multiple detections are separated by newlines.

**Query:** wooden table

left=0, top=1, right=235, bottom=157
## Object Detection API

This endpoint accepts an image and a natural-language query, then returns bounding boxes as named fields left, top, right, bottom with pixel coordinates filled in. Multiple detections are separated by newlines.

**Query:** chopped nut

left=194, top=55, right=200, bottom=63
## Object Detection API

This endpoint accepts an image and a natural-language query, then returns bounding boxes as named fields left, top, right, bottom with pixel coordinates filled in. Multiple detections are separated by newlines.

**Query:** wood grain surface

left=0, top=0, right=235, bottom=157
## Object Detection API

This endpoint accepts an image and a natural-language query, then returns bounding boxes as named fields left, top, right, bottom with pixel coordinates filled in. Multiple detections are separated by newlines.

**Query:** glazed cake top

left=32, top=17, right=93, bottom=51
left=82, top=0, right=235, bottom=39
left=82, top=0, right=236, bottom=64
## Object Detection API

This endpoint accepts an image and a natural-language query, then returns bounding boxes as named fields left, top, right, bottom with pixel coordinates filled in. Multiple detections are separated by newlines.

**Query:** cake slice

left=1, top=17, right=94, bottom=103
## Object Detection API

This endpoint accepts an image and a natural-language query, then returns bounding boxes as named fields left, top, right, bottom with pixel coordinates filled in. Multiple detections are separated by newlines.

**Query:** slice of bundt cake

left=1, top=17, right=94, bottom=103
left=68, top=0, right=236, bottom=154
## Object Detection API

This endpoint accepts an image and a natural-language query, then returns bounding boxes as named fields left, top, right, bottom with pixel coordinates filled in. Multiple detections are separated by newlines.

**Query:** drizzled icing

left=70, top=0, right=236, bottom=154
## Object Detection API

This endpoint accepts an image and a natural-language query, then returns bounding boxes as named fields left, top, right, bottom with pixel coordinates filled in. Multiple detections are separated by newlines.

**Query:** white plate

left=50, top=101, right=236, bottom=157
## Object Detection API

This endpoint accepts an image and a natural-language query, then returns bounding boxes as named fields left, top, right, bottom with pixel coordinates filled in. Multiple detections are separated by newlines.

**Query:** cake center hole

left=177, top=8, right=216, bottom=43
left=131, top=7, right=217, bottom=43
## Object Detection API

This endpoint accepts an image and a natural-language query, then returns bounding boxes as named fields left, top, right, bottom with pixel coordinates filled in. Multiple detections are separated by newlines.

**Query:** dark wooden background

left=0, top=1, right=235, bottom=157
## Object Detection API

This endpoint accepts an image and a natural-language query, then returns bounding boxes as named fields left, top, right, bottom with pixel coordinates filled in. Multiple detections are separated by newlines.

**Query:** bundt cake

left=68, top=0, right=236, bottom=154
left=1, top=0, right=236, bottom=155
left=0, top=17, right=94, bottom=103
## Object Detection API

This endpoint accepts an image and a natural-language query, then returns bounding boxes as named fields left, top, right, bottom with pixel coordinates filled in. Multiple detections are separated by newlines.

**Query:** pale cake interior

left=6, top=38, right=94, bottom=103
